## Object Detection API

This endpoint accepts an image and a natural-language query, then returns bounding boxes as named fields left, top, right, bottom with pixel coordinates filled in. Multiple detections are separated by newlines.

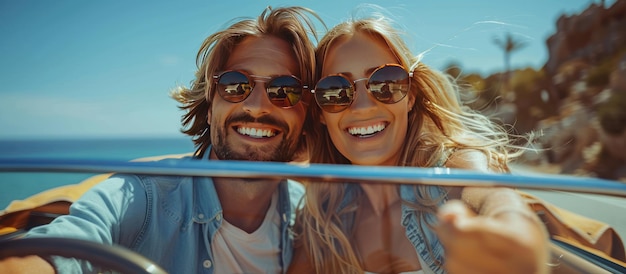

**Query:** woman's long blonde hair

left=297, top=16, right=523, bottom=274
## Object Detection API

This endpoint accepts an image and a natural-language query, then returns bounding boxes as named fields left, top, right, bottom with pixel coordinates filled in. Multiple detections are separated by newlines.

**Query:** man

left=0, top=6, right=319, bottom=273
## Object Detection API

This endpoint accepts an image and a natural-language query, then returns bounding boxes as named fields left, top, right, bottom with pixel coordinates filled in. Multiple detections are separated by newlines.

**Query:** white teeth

left=348, top=124, right=386, bottom=136
left=237, top=127, right=276, bottom=138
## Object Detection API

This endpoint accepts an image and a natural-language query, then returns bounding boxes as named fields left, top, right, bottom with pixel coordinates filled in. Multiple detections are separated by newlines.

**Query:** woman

left=289, top=16, right=549, bottom=274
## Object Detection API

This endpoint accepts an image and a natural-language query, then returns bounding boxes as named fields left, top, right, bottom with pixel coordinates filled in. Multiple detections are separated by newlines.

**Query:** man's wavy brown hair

left=170, top=6, right=321, bottom=157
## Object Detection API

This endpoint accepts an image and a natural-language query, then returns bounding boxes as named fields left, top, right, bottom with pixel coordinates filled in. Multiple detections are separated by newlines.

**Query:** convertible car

left=0, top=155, right=625, bottom=273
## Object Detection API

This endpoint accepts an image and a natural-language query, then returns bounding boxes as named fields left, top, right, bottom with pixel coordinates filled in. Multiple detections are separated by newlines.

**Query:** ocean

left=0, top=137, right=196, bottom=209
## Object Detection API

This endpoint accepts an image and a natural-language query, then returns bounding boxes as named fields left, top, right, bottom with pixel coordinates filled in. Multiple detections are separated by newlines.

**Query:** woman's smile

left=346, top=122, right=388, bottom=137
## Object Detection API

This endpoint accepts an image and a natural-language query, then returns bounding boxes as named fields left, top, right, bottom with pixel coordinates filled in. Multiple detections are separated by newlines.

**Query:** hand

left=0, top=256, right=54, bottom=274
left=435, top=200, right=549, bottom=274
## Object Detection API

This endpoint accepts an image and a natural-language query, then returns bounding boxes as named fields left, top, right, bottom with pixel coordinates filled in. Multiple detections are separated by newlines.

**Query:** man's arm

left=0, top=256, right=55, bottom=274
left=26, top=174, right=147, bottom=244
left=0, top=174, right=148, bottom=273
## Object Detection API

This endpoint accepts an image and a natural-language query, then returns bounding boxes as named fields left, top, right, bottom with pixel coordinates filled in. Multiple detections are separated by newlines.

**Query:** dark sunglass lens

left=268, top=76, right=302, bottom=107
left=217, top=71, right=251, bottom=102
left=369, top=66, right=409, bottom=103
left=315, top=76, right=353, bottom=113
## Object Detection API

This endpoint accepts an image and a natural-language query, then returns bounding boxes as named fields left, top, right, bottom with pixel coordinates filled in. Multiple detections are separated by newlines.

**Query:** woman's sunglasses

left=312, top=64, right=412, bottom=113
left=213, top=70, right=307, bottom=108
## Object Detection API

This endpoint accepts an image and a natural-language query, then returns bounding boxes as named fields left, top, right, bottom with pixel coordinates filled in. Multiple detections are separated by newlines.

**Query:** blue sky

left=0, top=0, right=613, bottom=139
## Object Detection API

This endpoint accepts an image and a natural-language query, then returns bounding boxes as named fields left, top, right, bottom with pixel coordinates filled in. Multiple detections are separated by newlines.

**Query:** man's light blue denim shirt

left=26, top=152, right=305, bottom=273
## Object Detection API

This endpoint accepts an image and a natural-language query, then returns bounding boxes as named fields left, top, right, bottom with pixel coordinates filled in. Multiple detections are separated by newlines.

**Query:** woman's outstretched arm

left=439, top=150, right=550, bottom=274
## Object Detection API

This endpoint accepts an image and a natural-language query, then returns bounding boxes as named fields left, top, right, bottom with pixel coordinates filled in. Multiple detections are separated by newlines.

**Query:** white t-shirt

left=212, top=192, right=282, bottom=274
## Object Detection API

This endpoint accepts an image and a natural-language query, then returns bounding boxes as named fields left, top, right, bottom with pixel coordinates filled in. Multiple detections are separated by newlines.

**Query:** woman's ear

left=319, top=112, right=326, bottom=125
left=408, top=94, right=416, bottom=112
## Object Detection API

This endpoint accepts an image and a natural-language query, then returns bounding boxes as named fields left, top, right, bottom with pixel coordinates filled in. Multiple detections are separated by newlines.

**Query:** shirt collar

left=189, top=145, right=291, bottom=224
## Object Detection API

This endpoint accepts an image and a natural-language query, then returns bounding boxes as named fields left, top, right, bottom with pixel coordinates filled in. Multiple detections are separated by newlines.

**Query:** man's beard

left=212, top=126, right=299, bottom=162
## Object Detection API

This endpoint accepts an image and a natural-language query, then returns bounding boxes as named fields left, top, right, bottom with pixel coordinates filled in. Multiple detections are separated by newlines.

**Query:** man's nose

left=242, top=81, right=273, bottom=115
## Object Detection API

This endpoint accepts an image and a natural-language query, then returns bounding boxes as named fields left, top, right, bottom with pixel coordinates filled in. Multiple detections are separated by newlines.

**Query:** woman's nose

left=349, top=80, right=378, bottom=112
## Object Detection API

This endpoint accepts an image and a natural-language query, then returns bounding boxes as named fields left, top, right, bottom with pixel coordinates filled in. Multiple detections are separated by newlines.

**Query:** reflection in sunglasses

left=214, top=70, right=306, bottom=108
left=313, top=64, right=411, bottom=113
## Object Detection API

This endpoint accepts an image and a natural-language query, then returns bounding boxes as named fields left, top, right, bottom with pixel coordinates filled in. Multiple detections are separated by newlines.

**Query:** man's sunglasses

left=312, top=64, right=412, bottom=113
left=213, top=70, right=307, bottom=108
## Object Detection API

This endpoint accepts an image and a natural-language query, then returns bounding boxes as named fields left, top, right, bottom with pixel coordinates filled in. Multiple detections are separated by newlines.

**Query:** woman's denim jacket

left=340, top=184, right=447, bottom=274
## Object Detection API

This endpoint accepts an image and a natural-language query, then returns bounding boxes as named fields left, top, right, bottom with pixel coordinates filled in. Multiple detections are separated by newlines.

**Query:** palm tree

left=493, top=32, right=527, bottom=96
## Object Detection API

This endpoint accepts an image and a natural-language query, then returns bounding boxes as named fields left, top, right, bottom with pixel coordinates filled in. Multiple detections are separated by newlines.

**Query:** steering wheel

left=0, top=237, right=168, bottom=274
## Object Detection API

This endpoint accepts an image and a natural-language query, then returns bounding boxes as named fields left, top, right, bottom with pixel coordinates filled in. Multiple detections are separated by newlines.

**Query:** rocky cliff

left=519, top=0, right=626, bottom=180
left=544, top=0, right=626, bottom=77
